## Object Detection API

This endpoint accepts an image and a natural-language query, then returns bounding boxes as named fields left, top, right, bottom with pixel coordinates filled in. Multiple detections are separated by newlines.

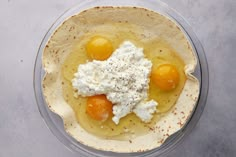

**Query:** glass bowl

left=34, top=0, right=209, bottom=156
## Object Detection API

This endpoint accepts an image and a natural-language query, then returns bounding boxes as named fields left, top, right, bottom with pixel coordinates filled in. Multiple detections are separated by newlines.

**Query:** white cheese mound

left=72, top=41, right=158, bottom=124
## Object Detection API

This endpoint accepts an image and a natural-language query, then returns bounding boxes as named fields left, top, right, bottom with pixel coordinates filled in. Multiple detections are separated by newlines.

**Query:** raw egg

left=86, top=95, right=113, bottom=121
left=151, top=64, right=179, bottom=91
left=86, top=36, right=113, bottom=60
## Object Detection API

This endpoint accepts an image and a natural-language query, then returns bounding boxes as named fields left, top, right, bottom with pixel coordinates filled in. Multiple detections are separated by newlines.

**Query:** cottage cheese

left=72, top=41, right=158, bottom=124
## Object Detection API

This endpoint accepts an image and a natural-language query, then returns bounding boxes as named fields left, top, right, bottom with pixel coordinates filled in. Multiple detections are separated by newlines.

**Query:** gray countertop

left=0, top=0, right=235, bottom=156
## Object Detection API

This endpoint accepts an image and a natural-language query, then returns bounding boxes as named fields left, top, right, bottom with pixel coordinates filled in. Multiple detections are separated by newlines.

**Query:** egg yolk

left=86, top=95, right=113, bottom=121
left=151, top=64, right=179, bottom=91
left=86, top=36, right=113, bottom=60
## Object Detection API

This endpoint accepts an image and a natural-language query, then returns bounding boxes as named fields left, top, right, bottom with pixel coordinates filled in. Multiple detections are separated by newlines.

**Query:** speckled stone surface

left=0, top=0, right=235, bottom=157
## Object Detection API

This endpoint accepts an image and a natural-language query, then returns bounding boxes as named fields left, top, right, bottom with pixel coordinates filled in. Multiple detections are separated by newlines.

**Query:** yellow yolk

left=86, top=95, right=113, bottom=121
left=151, top=64, right=180, bottom=91
left=86, top=36, right=113, bottom=60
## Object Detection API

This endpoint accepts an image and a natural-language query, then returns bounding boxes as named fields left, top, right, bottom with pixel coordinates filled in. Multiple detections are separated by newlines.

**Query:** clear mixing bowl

left=34, top=0, right=209, bottom=156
